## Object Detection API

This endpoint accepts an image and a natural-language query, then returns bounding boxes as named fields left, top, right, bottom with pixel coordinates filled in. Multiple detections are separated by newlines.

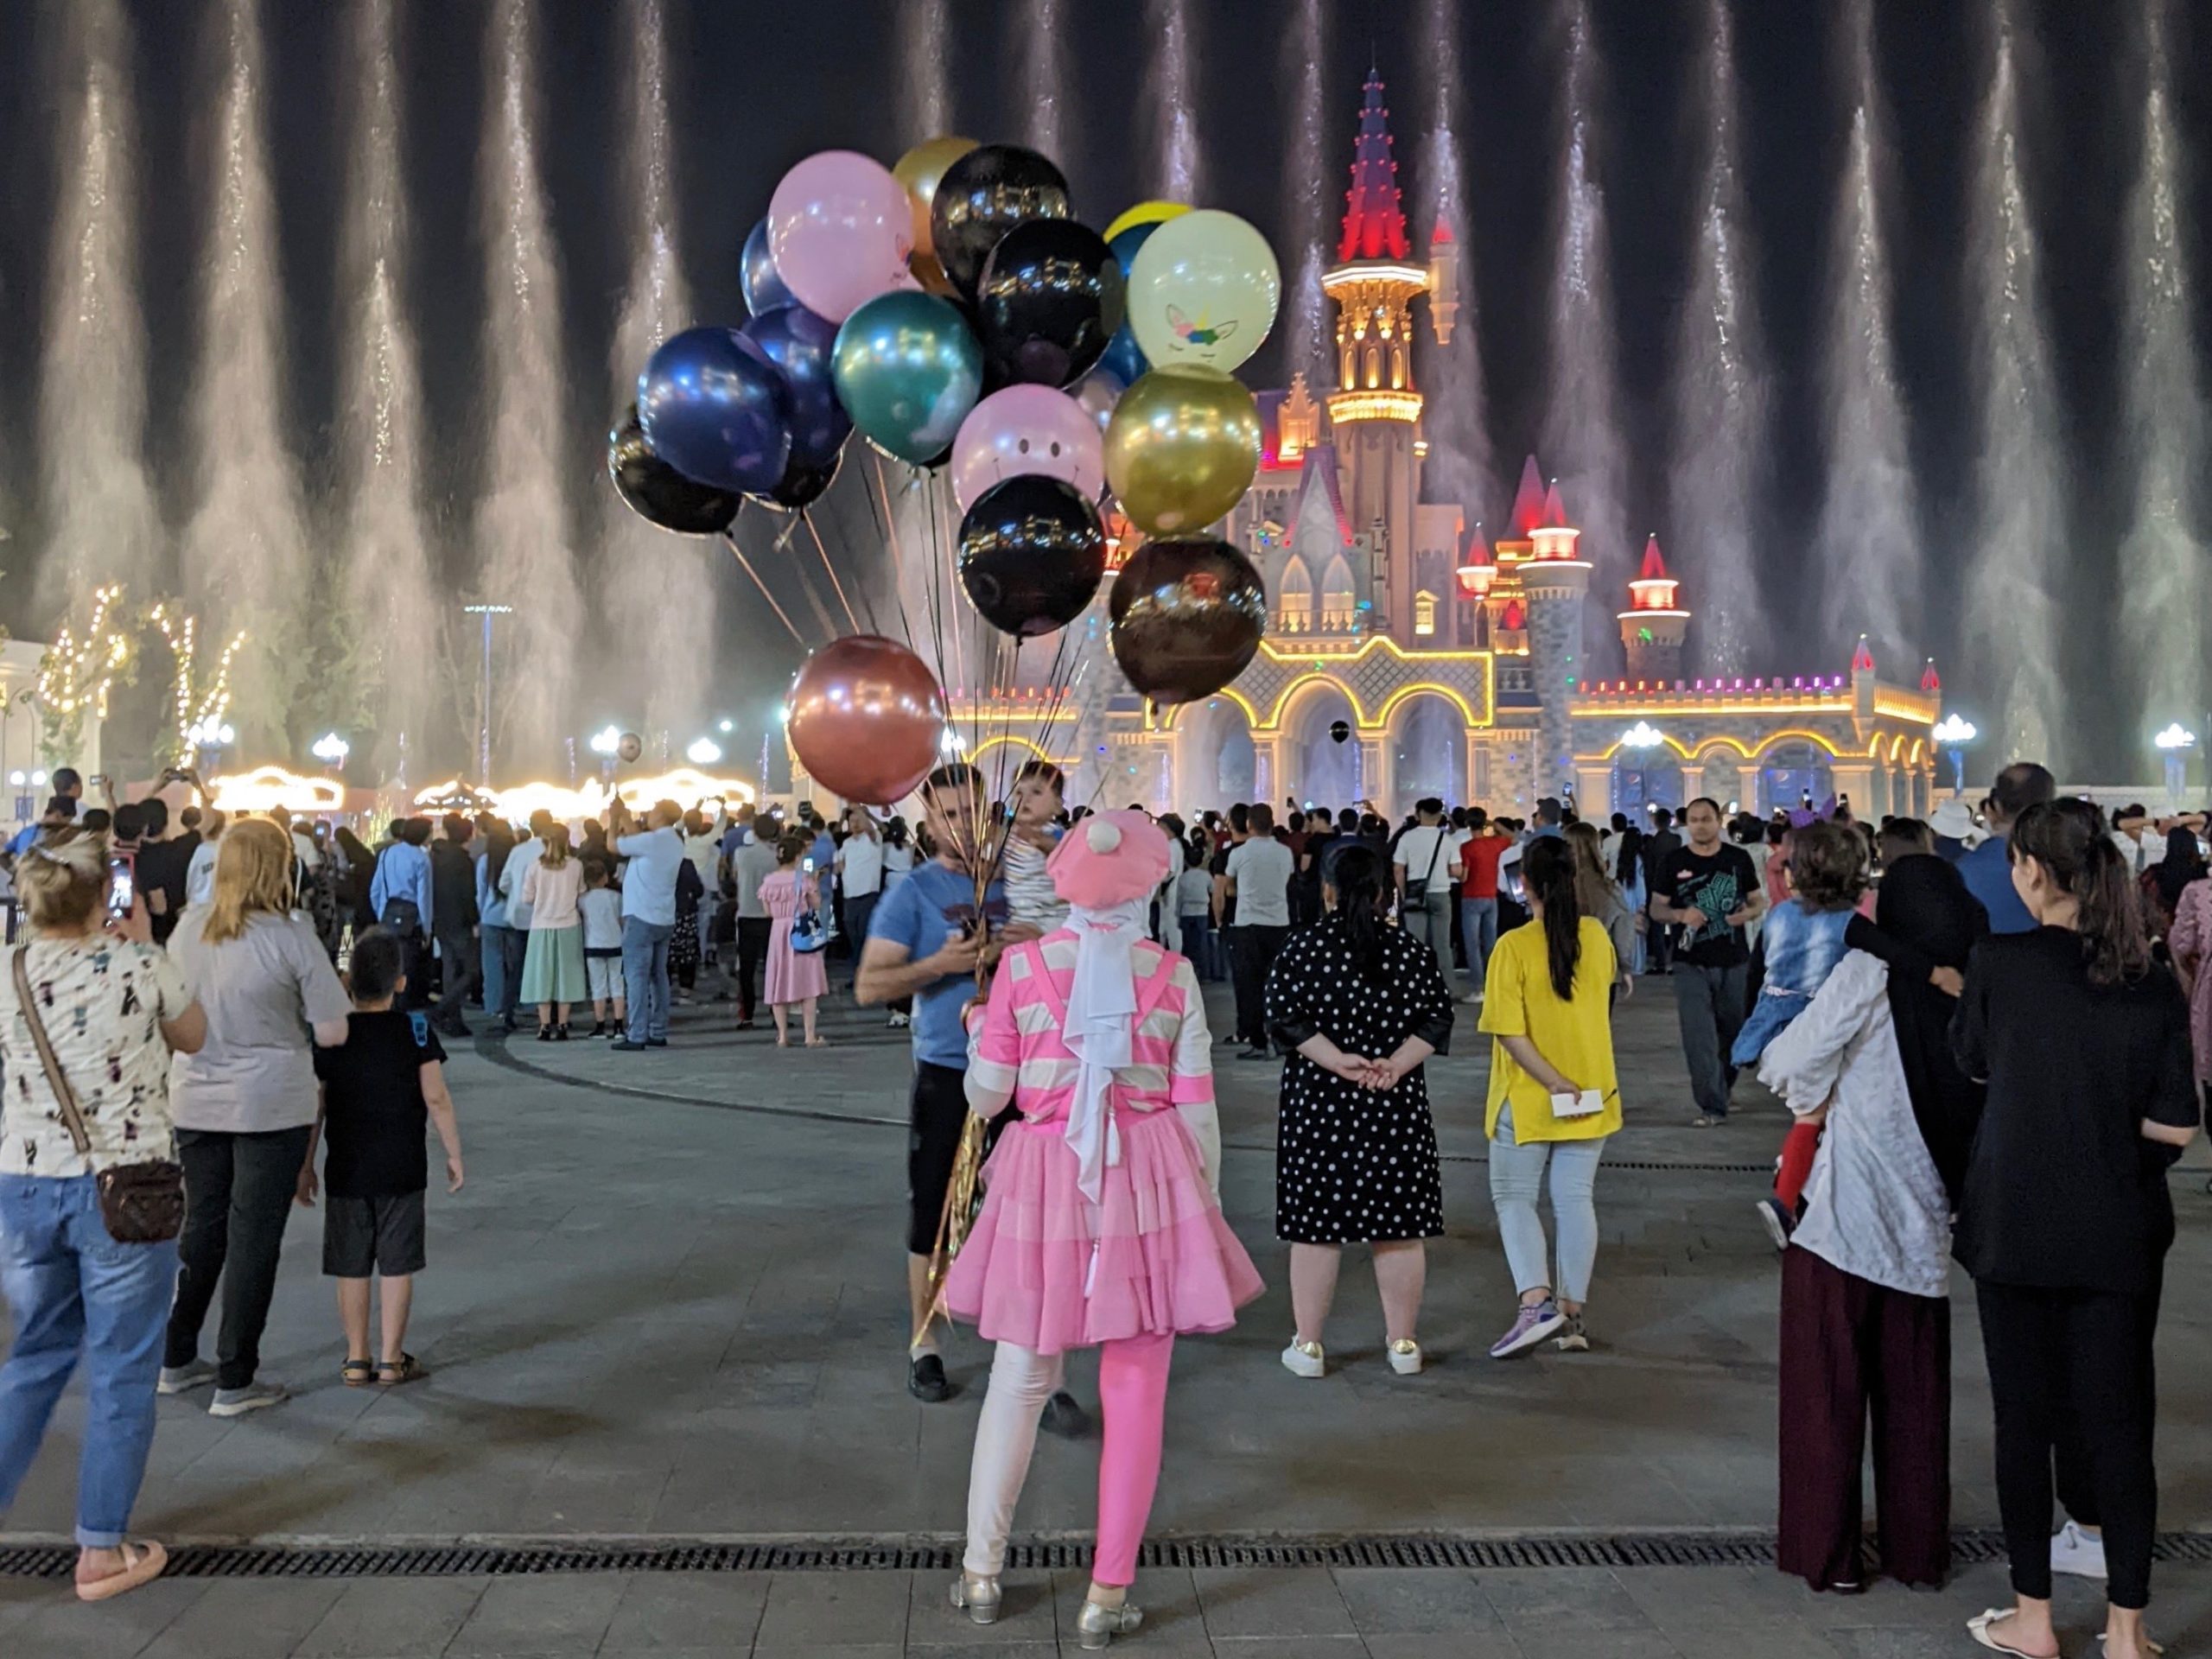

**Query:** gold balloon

left=1103, top=365, right=1263, bottom=536
left=893, top=135, right=977, bottom=295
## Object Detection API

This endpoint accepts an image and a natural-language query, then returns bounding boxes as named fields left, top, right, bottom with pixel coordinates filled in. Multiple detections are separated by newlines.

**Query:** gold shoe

left=950, top=1572, right=1001, bottom=1624
left=1077, top=1598, right=1143, bottom=1649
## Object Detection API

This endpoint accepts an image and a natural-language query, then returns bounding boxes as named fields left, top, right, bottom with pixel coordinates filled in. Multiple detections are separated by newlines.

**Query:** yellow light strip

left=1325, top=390, right=1424, bottom=423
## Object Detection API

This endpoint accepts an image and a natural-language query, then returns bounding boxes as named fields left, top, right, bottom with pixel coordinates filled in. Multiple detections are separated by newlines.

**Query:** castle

left=842, top=73, right=1944, bottom=823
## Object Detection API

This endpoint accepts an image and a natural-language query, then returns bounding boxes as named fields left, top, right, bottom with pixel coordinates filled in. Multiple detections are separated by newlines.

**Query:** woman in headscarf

left=1759, top=850, right=1986, bottom=1596
left=944, top=810, right=1262, bottom=1649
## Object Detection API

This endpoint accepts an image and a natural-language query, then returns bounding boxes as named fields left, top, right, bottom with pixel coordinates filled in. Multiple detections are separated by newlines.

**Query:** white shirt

left=500, top=837, right=543, bottom=929
left=2113, top=830, right=2154, bottom=878
left=615, top=825, right=685, bottom=925
left=882, top=842, right=914, bottom=887
left=1393, top=823, right=1459, bottom=893
left=290, top=830, right=321, bottom=870
left=1224, top=837, right=1294, bottom=927
left=187, top=838, right=220, bottom=907
left=838, top=832, right=885, bottom=899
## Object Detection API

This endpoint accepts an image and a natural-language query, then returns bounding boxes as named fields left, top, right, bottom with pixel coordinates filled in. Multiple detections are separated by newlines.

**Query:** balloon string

left=718, top=524, right=808, bottom=649
left=800, top=508, right=864, bottom=636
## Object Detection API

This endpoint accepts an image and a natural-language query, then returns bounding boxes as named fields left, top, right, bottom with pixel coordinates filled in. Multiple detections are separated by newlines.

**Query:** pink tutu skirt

left=944, top=1109, right=1264, bottom=1356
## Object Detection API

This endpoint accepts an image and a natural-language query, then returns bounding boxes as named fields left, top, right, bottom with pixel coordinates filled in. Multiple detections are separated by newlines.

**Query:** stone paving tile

left=1509, top=1630, right=1686, bottom=1659
left=1208, top=1637, right=1372, bottom=1659
left=292, top=1576, right=492, bottom=1656
left=0, top=1575, right=208, bottom=1659
left=903, top=1567, right=1059, bottom=1645
left=137, top=1578, right=348, bottom=1659
left=1478, top=1567, right=1653, bottom=1634
left=446, top=1573, right=627, bottom=1657
left=1191, top=1566, right=1357, bottom=1638
left=1332, top=1565, right=1499, bottom=1634
left=1048, top=1566, right=1212, bottom=1654
left=598, top=1573, right=771, bottom=1650
left=753, top=1570, right=913, bottom=1649
left=1363, top=1637, right=1528, bottom=1659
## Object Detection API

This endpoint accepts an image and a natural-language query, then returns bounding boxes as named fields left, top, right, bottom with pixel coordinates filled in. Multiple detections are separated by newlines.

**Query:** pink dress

left=2166, top=878, right=2212, bottom=1082
left=760, top=869, right=828, bottom=1006
left=944, top=932, right=1263, bottom=1356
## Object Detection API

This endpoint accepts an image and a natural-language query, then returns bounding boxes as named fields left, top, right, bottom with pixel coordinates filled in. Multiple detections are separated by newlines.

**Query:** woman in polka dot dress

left=1264, top=844, right=1453, bottom=1378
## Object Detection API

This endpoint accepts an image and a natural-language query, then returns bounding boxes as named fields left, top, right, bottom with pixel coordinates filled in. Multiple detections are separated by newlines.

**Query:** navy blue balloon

left=740, top=217, right=796, bottom=317
left=1098, top=220, right=1161, bottom=387
left=741, top=304, right=851, bottom=471
left=637, top=327, right=793, bottom=495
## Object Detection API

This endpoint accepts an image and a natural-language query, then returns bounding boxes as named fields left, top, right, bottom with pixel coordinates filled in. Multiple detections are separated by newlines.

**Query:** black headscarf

left=1860, top=854, right=1988, bottom=1203
left=2153, top=828, right=2205, bottom=920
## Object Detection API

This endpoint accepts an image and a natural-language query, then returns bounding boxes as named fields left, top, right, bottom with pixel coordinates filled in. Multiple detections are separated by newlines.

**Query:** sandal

left=1969, top=1608, right=2060, bottom=1658
left=76, top=1540, right=168, bottom=1603
left=340, top=1357, right=376, bottom=1388
left=377, top=1353, right=429, bottom=1386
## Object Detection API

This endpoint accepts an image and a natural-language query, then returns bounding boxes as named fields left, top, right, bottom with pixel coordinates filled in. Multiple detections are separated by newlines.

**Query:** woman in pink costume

left=944, top=810, right=1262, bottom=1648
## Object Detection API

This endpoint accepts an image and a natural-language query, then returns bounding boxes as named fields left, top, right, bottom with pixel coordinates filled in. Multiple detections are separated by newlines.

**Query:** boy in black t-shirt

left=298, top=927, right=465, bottom=1387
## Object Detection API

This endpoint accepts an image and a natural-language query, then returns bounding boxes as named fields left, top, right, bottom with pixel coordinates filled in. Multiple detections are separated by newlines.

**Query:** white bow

left=1061, top=898, right=1148, bottom=1204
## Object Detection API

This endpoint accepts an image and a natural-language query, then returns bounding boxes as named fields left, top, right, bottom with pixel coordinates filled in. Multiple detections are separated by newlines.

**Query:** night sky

left=0, top=0, right=2208, bottom=780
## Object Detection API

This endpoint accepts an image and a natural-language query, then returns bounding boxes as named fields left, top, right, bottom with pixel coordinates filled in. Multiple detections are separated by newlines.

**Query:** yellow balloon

left=1103, top=365, right=1262, bottom=537
left=1103, top=200, right=1193, bottom=246
left=892, top=136, right=978, bottom=263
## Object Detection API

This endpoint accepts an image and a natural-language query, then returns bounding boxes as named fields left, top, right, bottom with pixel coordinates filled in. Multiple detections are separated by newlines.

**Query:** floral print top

left=0, top=937, right=190, bottom=1176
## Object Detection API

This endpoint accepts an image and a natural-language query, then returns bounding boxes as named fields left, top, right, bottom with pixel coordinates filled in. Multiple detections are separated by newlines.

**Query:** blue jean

left=1461, top=897, right=1499, bottom=984
left=622, top=918, right=674, bottom=1041
left=0, top=1173, right=180, bottom=1548
left=481, top=923, right=524, bottom=1020
left=1487, top=1105, right=1608, bottom=1306
left=1179, top=913, right=1217, bottom=980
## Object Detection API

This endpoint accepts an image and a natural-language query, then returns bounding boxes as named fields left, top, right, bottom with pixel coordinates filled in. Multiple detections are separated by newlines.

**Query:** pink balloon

left=766, top=151, right=912, bottom=324
left=950, top=385, right=1109, bottom=515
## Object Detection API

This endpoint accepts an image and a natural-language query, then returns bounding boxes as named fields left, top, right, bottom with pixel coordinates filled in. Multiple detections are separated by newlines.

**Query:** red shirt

left=1460, top=834, right=1510, bottom=899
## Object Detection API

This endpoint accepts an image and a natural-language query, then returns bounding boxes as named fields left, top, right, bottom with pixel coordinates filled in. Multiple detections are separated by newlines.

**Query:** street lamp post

left=310, top=732, right=350, bottom=777
left=186, top=718, right=236, bottom=778
left=1931, top=715, right=1977, bottom=798
left=588, top=724, right=622, bottom=784
left=686, top=737, right=723, bottom=766
left=2155, top=723, right=2196, bottom=806
left=461, top=604, right=512, bottom=785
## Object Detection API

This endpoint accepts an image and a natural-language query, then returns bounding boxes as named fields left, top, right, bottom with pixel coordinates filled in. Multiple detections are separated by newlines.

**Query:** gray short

left=322, top=1191, right=428, bottom=1278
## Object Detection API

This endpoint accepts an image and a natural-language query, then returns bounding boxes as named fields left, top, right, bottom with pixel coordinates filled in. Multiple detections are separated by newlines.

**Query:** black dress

left=1264, top=918, right=1454, bottom=1245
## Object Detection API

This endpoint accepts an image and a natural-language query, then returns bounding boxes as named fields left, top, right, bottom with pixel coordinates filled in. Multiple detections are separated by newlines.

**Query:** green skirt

left=519, top=925, right=589, bottom=1005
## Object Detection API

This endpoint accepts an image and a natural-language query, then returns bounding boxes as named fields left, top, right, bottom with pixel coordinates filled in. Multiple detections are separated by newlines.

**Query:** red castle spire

left=1456, top=523, right=1496, bottom=597
left=1338, top=70, right=1412, bottom=262
left=1852, top=635, right=1877, bottom=675
left=1919, top=658, right=1942, bottom=693
left=1541, top=480, right=1570, bottom=528
left=1509, top=455, right=1546, bottom=536
left=1626, top=534, right=1680, bottom=612
left=1637, top=535, right=1669, bottom=582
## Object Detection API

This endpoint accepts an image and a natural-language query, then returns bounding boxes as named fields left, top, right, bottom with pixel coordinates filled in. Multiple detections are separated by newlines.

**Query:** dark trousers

left=733, top=916, right=773, bottom=1021
left=1675, top=961, right=1748, bottom=1119
left=1777, top=1248, right=1950, bottom=1592
left=1976, top=1277, right=2162, bottom=1609
left=434, top=928, right=478, bottom=1030
left=165, top=1126, right=315, bottom=1391
left=1230, top=923, right=1290, bottom=1047
left=844, top=893, right=879, bottom=986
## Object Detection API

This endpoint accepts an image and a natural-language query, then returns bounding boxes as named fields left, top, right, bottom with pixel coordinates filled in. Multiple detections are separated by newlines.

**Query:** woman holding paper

left=1478, top=836, right=1622, bottom=1358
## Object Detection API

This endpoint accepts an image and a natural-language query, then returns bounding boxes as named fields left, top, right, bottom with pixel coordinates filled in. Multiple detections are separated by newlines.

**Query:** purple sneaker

left=1489, top=1299, right=1567, bottom=1359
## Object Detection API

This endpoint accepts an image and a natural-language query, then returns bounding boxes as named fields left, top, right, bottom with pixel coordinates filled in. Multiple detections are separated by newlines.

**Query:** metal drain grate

left=8, top=1529, right=2212, bottom=1580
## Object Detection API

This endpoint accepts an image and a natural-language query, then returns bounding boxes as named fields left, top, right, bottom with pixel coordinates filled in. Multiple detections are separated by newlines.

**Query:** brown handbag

left=11, top=945, right=186, bottom=1243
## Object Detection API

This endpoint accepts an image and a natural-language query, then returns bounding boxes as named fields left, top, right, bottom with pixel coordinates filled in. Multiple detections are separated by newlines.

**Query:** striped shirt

left=1001, top=834, right=1069, bottom=934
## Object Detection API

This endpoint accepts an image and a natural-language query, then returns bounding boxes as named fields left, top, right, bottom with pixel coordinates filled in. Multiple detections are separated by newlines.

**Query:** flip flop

left=75, top=1540, right=168, bottom=1603
left=1969, top=1609, right=2058, bottom=1658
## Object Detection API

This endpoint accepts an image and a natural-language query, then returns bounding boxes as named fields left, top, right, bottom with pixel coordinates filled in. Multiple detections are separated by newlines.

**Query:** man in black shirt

left=1643, top=806, right=1684, bottom=973
left=1651, top=798, right=1765, bottom=1124
left=427, top=813, right=481, bottom=1037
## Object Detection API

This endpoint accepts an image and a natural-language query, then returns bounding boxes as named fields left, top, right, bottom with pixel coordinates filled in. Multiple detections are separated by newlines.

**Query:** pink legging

left=963, top=1332, right=1175, bottom=1586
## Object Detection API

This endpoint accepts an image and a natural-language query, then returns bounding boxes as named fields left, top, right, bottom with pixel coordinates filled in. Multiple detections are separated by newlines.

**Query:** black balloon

left=1329, top=719, right=1351, bottom=745
left=957, top=475, right=1107, bottom=638
left=1108, top=537, right=1268, bottom=706
left=975, top=219, right=1126, bottom=389
left=755, top=447, right=844, bottom=514
left=931, top=144, right=1072, bottom=299
left=607, top=404, right=741, bottom=536
left=741, top=303, right=852, bottom=470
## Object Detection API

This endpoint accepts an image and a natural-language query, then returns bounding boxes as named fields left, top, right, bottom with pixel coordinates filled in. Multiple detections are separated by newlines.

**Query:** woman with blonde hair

left=163, top=817, right=353, bottom=1417
left=518, top=823, right=588, bottom=1039
left=0, top=829, right=207, bottom=1599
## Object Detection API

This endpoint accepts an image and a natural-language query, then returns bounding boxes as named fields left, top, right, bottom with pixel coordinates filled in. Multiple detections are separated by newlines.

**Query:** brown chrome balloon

left=1107, top=537, right=1268, bottom=706
left=785, top=634, right=949, bottom=805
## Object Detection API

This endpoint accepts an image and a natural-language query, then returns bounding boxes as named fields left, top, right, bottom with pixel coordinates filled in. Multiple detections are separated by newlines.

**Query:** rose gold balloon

left=893, top=136, right=977, bottom=297
left=785, top=634, right=948, bottom=805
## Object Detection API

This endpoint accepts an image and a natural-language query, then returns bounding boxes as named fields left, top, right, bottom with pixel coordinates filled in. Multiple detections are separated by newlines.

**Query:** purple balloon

left=637, top=326, right=793, bottom=495
left=740, top=216, right=795, bottom=316
left=950, top=385, right=1108, bottom=516
left=741, top=304, right=851, bottom=471
left=766, top=150, right=914, bottom=324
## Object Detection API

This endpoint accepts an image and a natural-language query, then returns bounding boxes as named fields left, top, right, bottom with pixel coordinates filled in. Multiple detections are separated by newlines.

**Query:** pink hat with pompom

left=1046, top=809, right=1173, bottom=909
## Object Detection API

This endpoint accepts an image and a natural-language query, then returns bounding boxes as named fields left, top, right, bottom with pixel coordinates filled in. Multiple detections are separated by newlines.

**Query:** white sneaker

left=2051, top=1519, right=2107, bottom=1580
left=1281, top=1338, right=1325, bottom=1379
left=888, top=1011, right=910, bottom=1028
left=1387, top=1338, right=1423, bottom=1375
left=1464, top=990, right=1485, bottom=1005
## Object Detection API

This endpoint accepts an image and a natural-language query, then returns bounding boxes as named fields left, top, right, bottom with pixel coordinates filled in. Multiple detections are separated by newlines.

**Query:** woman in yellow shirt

left=1478, top=836, right=1621, bottom=1357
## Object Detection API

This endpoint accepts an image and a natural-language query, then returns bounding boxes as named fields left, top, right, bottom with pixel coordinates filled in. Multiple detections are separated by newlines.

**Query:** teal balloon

left=1099, top=220, right=1162, bottom=386
left=830, top=291, right=984, bottom=466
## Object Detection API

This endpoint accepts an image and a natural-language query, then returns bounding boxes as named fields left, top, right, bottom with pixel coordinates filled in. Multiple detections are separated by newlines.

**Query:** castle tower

left=1324, top=69, right=1430, bottom=640
left=1618, top=534, right=1689, bottom=683
left=1521, top=477, right=1593, bottom=798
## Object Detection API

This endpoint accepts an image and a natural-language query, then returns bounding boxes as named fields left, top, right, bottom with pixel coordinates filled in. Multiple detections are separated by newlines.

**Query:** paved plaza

left=3, top=975, right=2211, bottom=1656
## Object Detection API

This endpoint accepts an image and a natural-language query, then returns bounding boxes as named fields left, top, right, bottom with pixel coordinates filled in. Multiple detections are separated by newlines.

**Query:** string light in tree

left=36, top=583, right=133, bottom=718
left=149, top=602, right=249, bottom=761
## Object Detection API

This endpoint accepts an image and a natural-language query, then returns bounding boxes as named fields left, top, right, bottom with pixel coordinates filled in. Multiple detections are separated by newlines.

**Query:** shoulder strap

left=1421, top=830, right=1446, bottom=886
left=12, top=945, right=92, bottom=1157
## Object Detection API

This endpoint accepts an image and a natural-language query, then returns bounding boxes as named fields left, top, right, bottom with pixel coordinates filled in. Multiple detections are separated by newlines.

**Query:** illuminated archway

left=1281, top=679, right=1359, bottom=811
left=1172, top=694, right=1255, bottom=810
left=1387, top=689, right=1467, bottom=816
left=1758, top=741, right=1834, bottom=816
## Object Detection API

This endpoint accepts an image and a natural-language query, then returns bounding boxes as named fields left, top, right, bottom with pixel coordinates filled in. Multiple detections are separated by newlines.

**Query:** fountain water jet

left=1020, top=0, right=1069, bottom=162
left=1536, top=0, right=1630, bottom=636
left=37, top=0, right=159, bottom=623
left=1144, top=0, right=1201, bottom=199
left=1416, top=0, right=1494, bottom=517
left=338, top=0, right=437, bottom=780
left=1960, top=5, right=2063, bottom=766
left=1277, top=0, right=1327, bottom=386
left=1813, top=0, right=1916, bottom=671
left=603, top=0, right=710, bottom=747
left=898, top=0, right=950, bottom=137
left=2117, top=1, right=2208, bottom=743
left=1666, top=0, right=1767, bottom=673
left=474, top=0, right=582, bottom=768
left=180, top=0, right=313, bottom=747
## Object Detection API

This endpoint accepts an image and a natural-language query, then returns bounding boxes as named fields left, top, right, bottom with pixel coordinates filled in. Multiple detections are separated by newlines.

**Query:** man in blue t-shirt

left=855, top=762, right=1016, bottom=1404
left=1956, top=761, right=2054, bottom=935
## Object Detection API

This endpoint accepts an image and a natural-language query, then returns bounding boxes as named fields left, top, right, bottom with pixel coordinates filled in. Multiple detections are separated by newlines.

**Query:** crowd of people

left=0, top=753, right=2202, bottom=1658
